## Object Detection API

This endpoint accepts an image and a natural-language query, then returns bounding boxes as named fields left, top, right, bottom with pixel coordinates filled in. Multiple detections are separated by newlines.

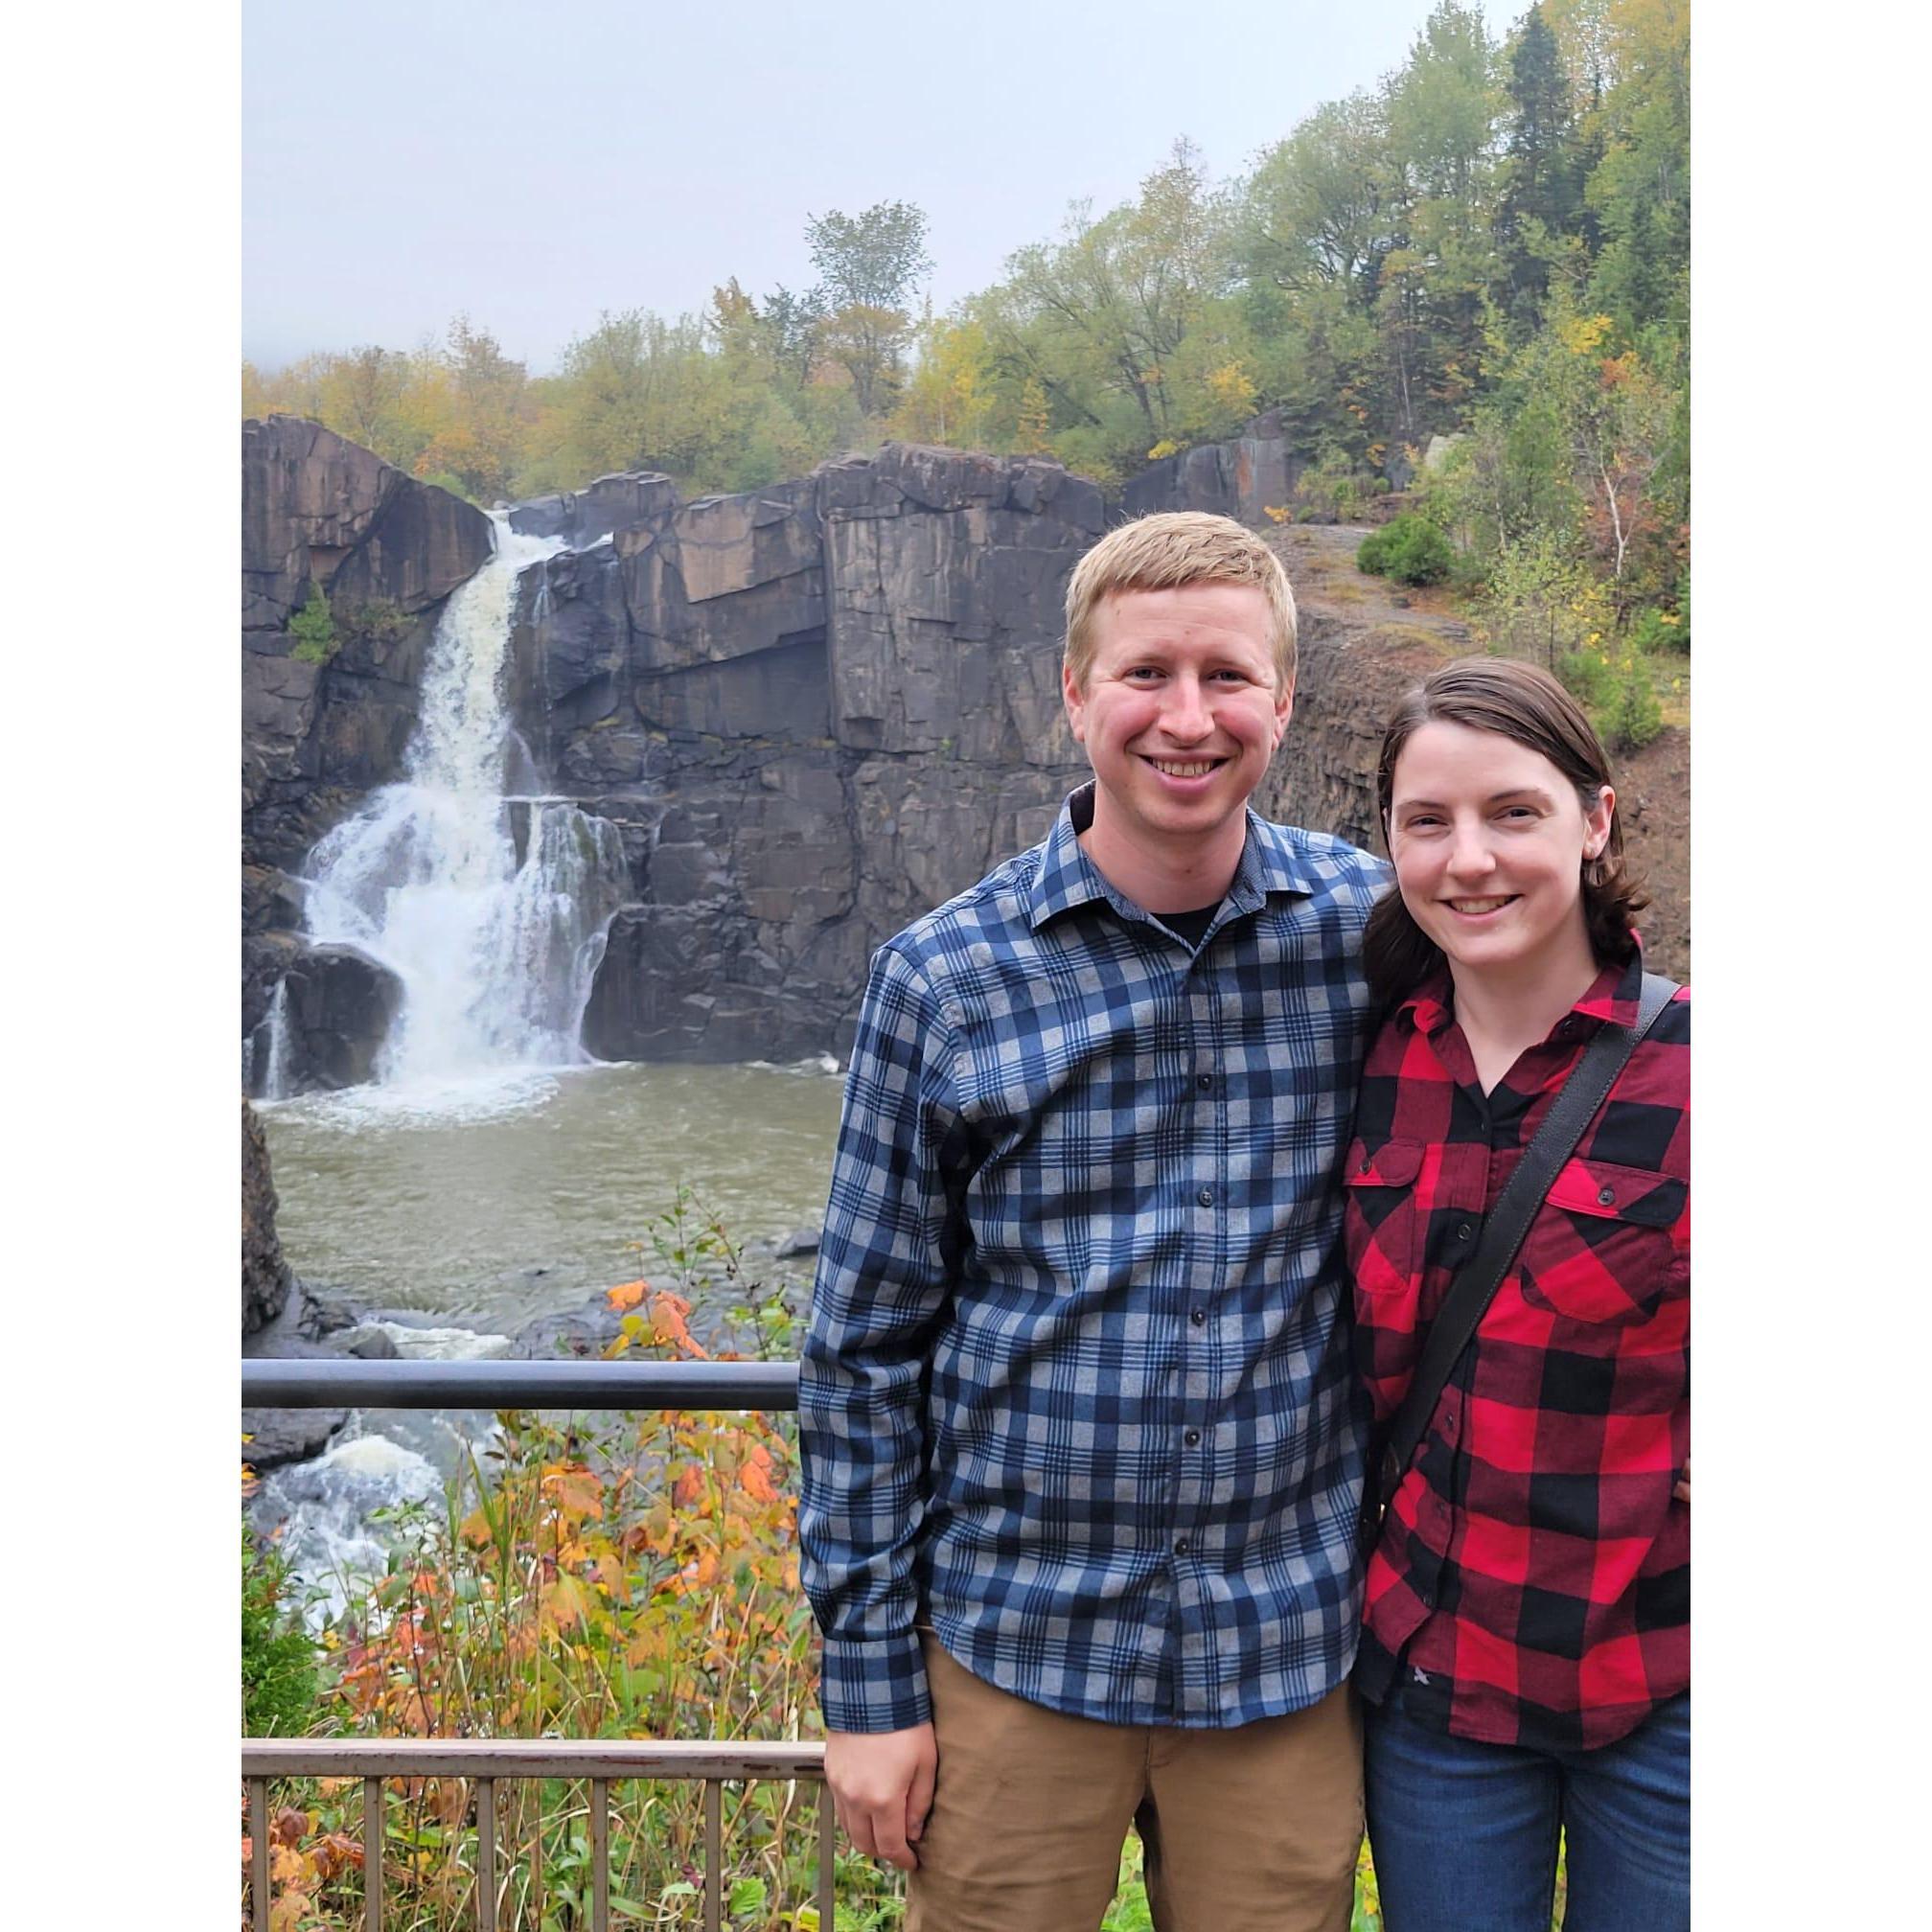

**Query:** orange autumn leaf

left=605, top=1278, right=650, bottom=1312
left=649, top=1290, right=709, bottom=1359
left=673, top=1465, right=707, bottom=1508
left=544, top=1465, right=605, bottom=1519
left=740, top=1446, right=779, bottom=1505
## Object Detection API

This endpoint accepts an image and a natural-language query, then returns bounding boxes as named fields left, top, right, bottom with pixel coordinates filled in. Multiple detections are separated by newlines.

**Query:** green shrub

left=1357, top=514, right=1456, bottom=586
left=1555, top=646, right=1618, bottom=710
left=337, top=596, right=414, bottom=646
left=1628, top=603, right=1690, bottom=656
left=1607, top=655, right=1664, bottom=751
left=288, top=580, right=339, bottom=665
left=242, top=1525, right=321, bottom=1736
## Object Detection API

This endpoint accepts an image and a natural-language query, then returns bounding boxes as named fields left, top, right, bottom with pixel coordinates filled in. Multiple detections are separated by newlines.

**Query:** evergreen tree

left=1498, top=5, right=1585, bottom=329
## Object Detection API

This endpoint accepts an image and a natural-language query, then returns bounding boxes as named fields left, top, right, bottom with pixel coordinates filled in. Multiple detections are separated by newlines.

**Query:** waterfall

left=259, top=978, right=294, bottom=1100
left=300, top=518, right=627, bottom=1095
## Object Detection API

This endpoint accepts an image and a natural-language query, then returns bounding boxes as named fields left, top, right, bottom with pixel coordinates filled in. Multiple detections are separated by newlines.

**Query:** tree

left=1498, top=5, right=1585, bottom=328
left=1237, top=96, right=1394, bottom=310
left=804, top=200, right=932, bottom=416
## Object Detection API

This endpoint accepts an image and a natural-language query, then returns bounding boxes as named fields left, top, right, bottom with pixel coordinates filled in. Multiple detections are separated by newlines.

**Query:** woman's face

left=1387, top=720, right=1613, bottom=985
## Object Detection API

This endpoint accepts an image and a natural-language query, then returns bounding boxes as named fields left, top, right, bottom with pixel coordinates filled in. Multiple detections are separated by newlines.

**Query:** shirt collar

left=1398, top=941, right=1645, bottom=1039
left=1024, top=781, right=1325, bottom=932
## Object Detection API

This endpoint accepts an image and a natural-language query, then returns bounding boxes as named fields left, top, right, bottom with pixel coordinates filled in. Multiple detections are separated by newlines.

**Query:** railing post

left=476, top=1777, right=496, bottom=1932
left=363, top=1776, right=382, bottom=1932
left=249, top=1776, right=270, bottom=1932
left=818, top=1779, right=836, bottom=1932
left=703, top=1778, right=723, bottom=1932
left=591, top=1777, right=610, bottom=1932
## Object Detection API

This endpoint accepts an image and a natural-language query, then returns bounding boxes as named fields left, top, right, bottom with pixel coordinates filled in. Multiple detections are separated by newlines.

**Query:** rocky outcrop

left=512, top=443, right=1106, bottom=1060
left=242, top=1097, right=292, bottom=1335
left=243, top=938, right=404, bottom=1092
left=1124, top=408, right=1307, bottom=523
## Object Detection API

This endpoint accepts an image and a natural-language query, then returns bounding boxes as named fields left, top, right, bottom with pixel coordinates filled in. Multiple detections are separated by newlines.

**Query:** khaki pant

left=907, top=1635, right=1363, bottom=1932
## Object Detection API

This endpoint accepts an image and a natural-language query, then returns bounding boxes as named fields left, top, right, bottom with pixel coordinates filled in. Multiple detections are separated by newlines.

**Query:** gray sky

left=244, top=0, right=1506, bottom=374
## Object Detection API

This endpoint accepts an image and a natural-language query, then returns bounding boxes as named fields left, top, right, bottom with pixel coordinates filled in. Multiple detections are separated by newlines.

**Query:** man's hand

left=824, top=1723, right=937, bottom=1872
left=1674, top=1455, right=1690, bottom=1505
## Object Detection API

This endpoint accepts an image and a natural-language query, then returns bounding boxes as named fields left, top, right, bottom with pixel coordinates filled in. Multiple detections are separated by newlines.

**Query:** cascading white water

left=257, top=978, right=294, bottom=1101
left=300, top=519, right=627, bottom=1099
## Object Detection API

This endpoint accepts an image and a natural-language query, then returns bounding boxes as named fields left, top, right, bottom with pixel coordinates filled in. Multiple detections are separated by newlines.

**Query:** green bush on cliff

left=1357, top=515, right=1456, bottom=587
left=288, top=580, right=338, bottom=665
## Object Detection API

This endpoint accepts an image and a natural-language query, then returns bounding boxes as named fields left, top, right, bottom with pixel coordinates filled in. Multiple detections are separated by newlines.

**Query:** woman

left=1346, top=658, right=1689, bottom=1932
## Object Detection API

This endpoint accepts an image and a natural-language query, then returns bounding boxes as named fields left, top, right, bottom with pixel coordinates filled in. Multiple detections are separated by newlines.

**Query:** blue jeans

left=1364, top=1685, right=1690, bottom=1932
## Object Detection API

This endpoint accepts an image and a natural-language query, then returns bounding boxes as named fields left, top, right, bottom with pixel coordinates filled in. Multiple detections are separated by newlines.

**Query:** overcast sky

left=244, top=0, right=1506, bottom=374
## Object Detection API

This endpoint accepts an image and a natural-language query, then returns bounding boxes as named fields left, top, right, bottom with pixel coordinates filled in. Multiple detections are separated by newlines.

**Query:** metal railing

left=243, top=1357, right=825, bottom=1931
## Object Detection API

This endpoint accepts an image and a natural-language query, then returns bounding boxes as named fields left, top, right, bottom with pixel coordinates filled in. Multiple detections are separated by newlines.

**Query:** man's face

left=1063, top=584, right=1291, bottom=868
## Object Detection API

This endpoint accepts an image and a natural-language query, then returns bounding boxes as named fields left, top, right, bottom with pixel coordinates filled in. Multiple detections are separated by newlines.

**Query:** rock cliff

left=241, top=427, right=1688, bottom=1080
left=242, top=1096, right=291, bottom=1334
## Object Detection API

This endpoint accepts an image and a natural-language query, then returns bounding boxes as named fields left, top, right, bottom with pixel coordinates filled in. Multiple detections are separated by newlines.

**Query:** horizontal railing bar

left=242, top=1358, right=800, bottom=1412
left=242, top=1737, right=826, bottom=1781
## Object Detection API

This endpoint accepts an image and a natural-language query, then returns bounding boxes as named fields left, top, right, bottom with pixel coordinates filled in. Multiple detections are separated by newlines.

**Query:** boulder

left=243, top=943, right=404, bottom=1097
left=242, top=1407, right=350, bottom=1470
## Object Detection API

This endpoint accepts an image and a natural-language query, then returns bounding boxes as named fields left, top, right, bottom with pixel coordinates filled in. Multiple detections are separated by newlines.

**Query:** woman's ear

left=1583, top=784, right=1616, bottom=858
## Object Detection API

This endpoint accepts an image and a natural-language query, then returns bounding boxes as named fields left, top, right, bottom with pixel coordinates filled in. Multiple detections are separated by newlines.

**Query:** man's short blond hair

left=1063, top=512, right=1299, bottom=693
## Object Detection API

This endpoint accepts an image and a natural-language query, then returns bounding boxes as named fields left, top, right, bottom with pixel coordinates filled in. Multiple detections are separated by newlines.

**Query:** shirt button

left=1174, top=1537, right=1190, bottom=1555
left=1184, top=1428, right=1202, bottom=1447
left=1189, top=1306, right=1207, bottom=1326
left=1196, top=1072, right=1213, bottom=1091
left=1455, top=1222, right=1473, bottom=1241
left=1598, top=1185, right=1616, bottom=1206
left=1197, top=1187, right=1213, bottom=1208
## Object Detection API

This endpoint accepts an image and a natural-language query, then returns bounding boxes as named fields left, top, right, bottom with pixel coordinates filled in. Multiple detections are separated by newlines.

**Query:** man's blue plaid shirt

left=800, top=784, right=1390, bottom=1732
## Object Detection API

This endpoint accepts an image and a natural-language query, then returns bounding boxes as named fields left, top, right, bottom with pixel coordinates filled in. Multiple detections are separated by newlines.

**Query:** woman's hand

left=1673, top=1456, right=1690, bottom=1505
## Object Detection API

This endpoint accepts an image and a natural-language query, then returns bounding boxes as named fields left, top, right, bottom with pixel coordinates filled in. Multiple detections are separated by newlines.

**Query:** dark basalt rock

left=242, top=1406, right=350, bottom=1470
left=243, top=943, right=404, bottom=1097
left=242, top=1097, right=292, bottom=1335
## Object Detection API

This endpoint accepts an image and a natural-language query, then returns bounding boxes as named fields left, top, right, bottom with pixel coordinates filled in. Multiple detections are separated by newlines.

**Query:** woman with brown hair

left=1346, top=657, right=1690, bottom=1931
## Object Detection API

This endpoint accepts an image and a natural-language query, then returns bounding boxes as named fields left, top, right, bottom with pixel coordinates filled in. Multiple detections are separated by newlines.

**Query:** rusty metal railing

left=243, top=1738, right=832, bottom=1931
left=243, top=1358, right=825, bottom=1929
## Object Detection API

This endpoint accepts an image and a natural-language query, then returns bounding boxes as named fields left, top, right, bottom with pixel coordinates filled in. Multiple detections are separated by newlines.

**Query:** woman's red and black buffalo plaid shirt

left=1347, top=950, right=1689, bottom=1753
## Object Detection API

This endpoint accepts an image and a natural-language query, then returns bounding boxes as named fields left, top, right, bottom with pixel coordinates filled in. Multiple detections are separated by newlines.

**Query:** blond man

left=801, top=513, right=1387, bottom=1930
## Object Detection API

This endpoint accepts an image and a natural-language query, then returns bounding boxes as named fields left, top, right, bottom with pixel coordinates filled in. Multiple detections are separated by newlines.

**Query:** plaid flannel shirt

left=1348, top=951, right=1690, bottom=1752
left=800, top=784, right=1388, bottom=1733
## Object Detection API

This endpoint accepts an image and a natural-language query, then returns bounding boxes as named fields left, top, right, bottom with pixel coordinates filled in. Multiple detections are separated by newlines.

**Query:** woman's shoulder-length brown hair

left=1362, top=656, right=1649, bottom=1006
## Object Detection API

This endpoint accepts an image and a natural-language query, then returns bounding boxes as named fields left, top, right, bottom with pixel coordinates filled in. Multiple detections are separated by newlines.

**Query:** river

left=258, top=1057, right=844, bottom=1329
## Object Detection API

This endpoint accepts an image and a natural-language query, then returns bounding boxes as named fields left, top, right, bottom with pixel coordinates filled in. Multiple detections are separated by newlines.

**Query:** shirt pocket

left=1344, top=1137, right=1425, bottom=1296
left=1520, top=1156, right=1688, bottom=1324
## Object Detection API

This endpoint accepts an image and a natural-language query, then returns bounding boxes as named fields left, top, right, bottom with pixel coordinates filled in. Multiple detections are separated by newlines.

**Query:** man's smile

left=1141, top=755, right=1229, bottom=778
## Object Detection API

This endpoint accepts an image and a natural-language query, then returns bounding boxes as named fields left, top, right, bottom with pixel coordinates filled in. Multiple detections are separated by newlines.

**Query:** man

left=800, top=512, right=1388, bottom=1931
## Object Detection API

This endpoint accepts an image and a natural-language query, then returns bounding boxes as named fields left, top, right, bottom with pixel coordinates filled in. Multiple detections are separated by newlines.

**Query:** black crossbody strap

left=1377, top=970, right=1680, bottom=1506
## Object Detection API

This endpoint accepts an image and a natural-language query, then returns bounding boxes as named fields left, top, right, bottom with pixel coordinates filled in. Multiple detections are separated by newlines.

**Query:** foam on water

left=336, top=1322, right=513, bottom=1361
left=261, top=1430, right=450, bottom=1624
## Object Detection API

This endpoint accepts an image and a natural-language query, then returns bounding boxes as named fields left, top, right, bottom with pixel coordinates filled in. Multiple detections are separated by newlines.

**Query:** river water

left=259, top=1057, right=844, bottom=1329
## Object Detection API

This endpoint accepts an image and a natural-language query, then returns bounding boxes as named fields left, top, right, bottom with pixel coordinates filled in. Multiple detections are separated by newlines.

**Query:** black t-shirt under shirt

left=1159, top=902, right=1222, bottom=948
